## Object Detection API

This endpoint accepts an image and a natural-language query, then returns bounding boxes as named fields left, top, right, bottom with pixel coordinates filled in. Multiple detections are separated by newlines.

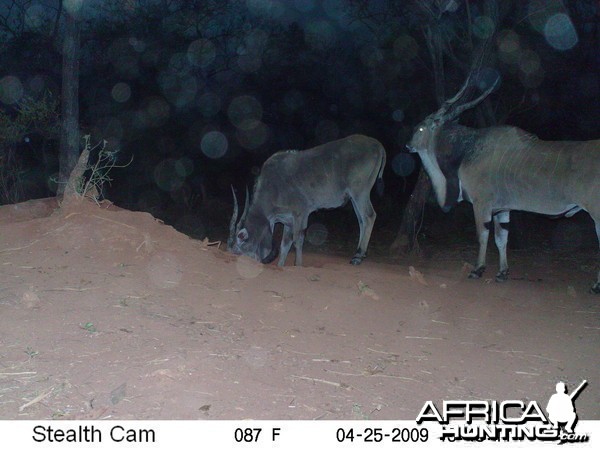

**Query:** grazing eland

left=406, top=73, right=600, bottom=293
left=228, top=135, right=386, bottom=267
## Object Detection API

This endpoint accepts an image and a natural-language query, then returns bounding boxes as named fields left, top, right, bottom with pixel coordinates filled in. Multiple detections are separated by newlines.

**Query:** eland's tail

left=375, top=145, right=386, bottom=197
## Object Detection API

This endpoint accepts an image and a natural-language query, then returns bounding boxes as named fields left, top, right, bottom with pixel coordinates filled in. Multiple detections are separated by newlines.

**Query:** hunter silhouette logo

left=416, top=379, right=590, bottom=443
left=546, top=380, right=587, bottom=434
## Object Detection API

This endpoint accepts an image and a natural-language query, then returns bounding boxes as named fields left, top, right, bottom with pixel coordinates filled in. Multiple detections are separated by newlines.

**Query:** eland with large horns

left=407, top=72, right=600, bottom=293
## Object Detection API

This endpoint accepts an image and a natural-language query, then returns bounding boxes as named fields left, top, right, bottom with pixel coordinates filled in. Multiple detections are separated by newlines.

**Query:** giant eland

left=407, top=73, right=600, bottom=293
left=228, top=135, right=387, bottom=267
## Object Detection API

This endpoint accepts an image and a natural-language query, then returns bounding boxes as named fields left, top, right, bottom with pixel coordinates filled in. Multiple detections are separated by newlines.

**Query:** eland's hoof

left=350, top=257, right=363, bottom=265
left=495, top=269, right=509, bottom=282
left=468, top=266, right=485, bottom=279
left=590, top=283, right=600, bottom=294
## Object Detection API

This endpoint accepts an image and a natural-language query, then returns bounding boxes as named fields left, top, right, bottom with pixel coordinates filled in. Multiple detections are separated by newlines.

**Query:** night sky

left=0, top=0, right=598, bottom=247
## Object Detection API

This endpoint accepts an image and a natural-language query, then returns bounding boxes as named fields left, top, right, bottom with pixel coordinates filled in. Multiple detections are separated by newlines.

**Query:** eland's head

left=407, top=116, right=443, bottom=156
left=228, top=186, right=277, bottom=264
left=407, top=72, right=500, bottom=211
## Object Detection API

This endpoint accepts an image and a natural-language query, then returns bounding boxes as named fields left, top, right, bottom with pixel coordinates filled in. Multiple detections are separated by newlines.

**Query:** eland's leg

left=294, top=231, right=305, bottom=266
left=349, top=194, right=376, bottom=265
left=591, top=218, right=600, bottom=294
left=469, top=204, right=492, bottom=279
left=278, top=225, right=294, bottom=267
left=493, top=211, right=510, bottom=282
left=293, top=215, right=308, bottom=266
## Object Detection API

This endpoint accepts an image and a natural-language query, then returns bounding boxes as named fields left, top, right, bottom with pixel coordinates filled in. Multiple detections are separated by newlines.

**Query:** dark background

left=1, top=0, right=598, bottom=255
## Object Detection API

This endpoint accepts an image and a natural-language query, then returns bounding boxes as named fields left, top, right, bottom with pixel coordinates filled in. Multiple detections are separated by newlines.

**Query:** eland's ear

left=237, top=228, right=249, bottom=242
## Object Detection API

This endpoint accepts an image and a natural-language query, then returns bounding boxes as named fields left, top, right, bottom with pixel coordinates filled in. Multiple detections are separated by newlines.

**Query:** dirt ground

left=0, top=198, right=598, bottom=420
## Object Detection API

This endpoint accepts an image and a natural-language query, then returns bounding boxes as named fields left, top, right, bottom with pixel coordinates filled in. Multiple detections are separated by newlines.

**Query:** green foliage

left=0, top=93, right=59, bottom=147
left=0, top=94, right=59, bottom=204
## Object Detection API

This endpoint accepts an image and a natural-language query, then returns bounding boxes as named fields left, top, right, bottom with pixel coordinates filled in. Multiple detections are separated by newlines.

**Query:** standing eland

left=228, top=135, right=386, bottom=267
left=406, top=73, right=600, bottom=293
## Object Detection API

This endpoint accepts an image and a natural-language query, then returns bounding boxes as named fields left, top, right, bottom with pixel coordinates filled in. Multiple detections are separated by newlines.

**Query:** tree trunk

left=390, top=169, right=431, bottom=254
left=391, top=23, right=444, bottom=255
left=57, top=8, right=80, bottom=196
left=425, top=24, right=446, bottom=106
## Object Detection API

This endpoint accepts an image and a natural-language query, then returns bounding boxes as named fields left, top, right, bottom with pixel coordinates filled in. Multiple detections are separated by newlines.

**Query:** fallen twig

left=92, top=214, right=136, bottom=230
left=366, top=348, right=397, bottom=355
left=404, top=336, right=444, bottom=340
left=291, top=375, right=345, bottom=388
left=324, top=369, right=419, bottom=382
left=42, top=287, right=101, bottom=292
left=0, top=372, right=37, bottom=377
left=0, top=240, right=40, bottom=253
left=19, top=387, right=55, bottom=412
